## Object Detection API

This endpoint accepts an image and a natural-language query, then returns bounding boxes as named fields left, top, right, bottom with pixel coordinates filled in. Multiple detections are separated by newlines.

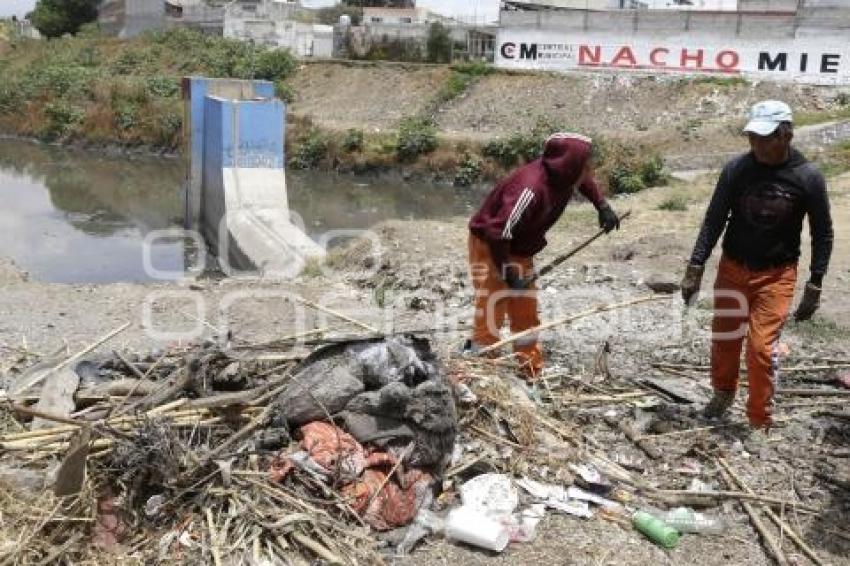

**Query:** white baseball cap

left=743, top=100, right=793, bottom=136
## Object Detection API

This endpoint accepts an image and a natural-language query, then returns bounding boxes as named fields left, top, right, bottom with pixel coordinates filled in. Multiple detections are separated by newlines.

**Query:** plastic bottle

left=445, top=506, right=510, bottom=552
left=659, top=507, right=726, bottom=535
left=632, top=510, right=680, bottom=549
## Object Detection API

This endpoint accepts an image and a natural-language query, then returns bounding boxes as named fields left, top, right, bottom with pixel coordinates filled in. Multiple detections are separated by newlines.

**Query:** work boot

left=702, top=390, right=735, bottom=420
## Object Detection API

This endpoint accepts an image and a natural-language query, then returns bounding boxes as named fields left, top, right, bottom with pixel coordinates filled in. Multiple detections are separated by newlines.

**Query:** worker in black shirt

left=680, top=100, right=834, bottom=441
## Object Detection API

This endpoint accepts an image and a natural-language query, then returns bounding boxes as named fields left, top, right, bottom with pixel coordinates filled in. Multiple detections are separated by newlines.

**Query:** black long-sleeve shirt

left=690, top=148, right=833, bottom=282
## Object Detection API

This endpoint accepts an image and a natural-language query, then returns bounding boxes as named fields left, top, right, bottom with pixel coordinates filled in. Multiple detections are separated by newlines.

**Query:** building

left=164, top=0, right=226, bottom=34
left=99, top=0, right=164, bottom=37
left=13, top=19, right=41, bottom=39
left=224, top=0, right=333, bottom=58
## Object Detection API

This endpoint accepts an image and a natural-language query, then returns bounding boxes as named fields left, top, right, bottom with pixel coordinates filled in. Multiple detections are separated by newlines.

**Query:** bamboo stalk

left=479, top=294, right=670, bottom=354
left=292, top=296, right=378, bottom=334
left=11, top=322, right=131, bottom=396
left=206, top=508, right=223, bottom=566
left=718, top=458, right=824, bottom=566
left=651, top=489, right=820, bottom=514
left=718, top=466, right=789, bottom=566
left=290, top=532, right=343, bottom=565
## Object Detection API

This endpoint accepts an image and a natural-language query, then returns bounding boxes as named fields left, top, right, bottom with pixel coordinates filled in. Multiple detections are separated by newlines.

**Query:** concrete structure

left=497, top=5, right=850, bottom=84
left=12, top=19, right=41, bottom=39
left=224, top=0, right=334, bottom=58
left=165, top=0, right=226, bottom=34
left=183, top=77, right=324, bottom=278
left=99, top=0, right=164, bottom=37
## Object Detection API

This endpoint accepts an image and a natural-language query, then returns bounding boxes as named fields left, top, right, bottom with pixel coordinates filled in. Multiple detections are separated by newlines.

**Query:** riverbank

left=4, top=29, right=850, bottom=188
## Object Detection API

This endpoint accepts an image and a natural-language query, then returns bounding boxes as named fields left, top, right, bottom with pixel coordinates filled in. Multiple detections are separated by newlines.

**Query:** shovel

left=527, top=209, right=632, bottom=284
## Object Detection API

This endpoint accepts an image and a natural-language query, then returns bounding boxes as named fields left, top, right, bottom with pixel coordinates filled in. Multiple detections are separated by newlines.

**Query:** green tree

left=30, top=0, right=99, bottom=38
left=426, top=22, right=451, bottom=63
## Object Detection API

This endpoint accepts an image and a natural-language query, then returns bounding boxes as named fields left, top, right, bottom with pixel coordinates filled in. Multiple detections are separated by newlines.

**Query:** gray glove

left=793, top=282, right=821, bottom=321
left=680, top=263, right=704, bottom=305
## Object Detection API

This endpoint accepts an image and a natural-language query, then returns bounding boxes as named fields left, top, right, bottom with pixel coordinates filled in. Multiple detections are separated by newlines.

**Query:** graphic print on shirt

left=739, top=180, right=797, bottom=233
left=502, top=187, right=534, bottom=239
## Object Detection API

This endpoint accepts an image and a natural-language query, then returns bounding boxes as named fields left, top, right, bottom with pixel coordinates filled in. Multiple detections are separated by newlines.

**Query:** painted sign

left=495, top=30, right=850, bottom=85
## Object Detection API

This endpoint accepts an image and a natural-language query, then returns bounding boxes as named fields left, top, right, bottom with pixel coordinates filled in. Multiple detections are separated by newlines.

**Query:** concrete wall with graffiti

left=496, top=9, right=850, bottom=85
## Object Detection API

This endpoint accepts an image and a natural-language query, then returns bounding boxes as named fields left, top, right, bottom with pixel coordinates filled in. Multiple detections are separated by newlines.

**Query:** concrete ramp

left=184, top=77, right=324, bottom=278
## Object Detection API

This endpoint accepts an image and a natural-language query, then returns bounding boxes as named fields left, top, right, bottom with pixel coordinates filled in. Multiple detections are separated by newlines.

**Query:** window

left=370, top=16, right=382, bottom=23
left=399, top=16, right=412, bottom=23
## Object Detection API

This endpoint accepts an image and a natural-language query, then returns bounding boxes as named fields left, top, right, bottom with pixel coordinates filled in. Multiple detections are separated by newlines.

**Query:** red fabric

left=711, top=255, right=797, bottom=427
left=269, top=422, right=432, bottom=531
left=469, top=133, right=604, bottom=257
left=468, top=232, right=543, bottom=379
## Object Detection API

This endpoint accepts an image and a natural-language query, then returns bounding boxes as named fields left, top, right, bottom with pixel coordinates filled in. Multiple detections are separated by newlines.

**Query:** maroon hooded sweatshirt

left=469, top=133, right=605, bottom=259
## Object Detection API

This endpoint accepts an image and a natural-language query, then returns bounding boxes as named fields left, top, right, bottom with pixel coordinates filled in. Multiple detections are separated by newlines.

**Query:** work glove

left=680, top=263, right=704, bottom=306
left=504, top=267, right=534, bottom=290
left=598, top=203, right=620, bottom=233
left=793, top=282, right=821, bottom=321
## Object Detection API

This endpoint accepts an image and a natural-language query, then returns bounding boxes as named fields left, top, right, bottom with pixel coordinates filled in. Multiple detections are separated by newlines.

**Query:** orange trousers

left=468, top=232, right=542, bottom=379
left=711, top=255, right=797, bottom=428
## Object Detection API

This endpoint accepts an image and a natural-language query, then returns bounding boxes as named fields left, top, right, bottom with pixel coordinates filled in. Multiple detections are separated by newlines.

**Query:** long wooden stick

left=292, top=296, right=378, bottom=334
left=718, top=458, right=824, bottom=566
left=650, top=489, right=820, bottom=514
left=11, top=322, right=131, bottom=396
left=718, top=467, right=789, bottom=566
left=479, top=294, right=670, bottom=354
left=533, top=210, right=632, bottom=281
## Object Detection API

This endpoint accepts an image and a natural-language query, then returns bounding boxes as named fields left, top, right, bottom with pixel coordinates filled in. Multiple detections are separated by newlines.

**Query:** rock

left=645, top=273, right=680, bottom=294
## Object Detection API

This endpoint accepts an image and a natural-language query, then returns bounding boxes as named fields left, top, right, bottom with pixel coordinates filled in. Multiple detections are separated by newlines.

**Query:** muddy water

left=0, top=140, right=479, bottom=283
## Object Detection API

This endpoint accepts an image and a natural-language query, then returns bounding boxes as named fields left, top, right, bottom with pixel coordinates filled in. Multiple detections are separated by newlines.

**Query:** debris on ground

left=1, top=321, right=849, bottom=565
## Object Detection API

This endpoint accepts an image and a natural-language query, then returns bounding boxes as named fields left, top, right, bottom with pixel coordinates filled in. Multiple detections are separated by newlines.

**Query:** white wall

left=496, top=28, right=850, bottom=84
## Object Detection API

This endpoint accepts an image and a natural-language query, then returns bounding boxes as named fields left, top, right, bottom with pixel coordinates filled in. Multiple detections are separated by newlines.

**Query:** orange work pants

left=711, top=255, right=797, bottom=428
left=468, top=232, right=542, bottom=379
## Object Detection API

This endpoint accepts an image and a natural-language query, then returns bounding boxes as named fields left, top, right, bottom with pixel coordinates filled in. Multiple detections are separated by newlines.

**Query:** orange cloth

left=269, top=422, right=432, bottom=531
left=468, top=232, right=542, bottom=379
left=711, top=255, right=797, bottom=428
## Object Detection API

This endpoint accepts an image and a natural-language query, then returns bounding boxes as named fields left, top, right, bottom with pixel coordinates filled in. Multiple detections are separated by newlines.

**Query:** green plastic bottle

left=632, top=510, right=680, bottom=549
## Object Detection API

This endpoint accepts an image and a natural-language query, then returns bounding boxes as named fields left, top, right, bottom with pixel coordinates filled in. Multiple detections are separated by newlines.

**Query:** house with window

left=224, top=0, right=333, bottom=58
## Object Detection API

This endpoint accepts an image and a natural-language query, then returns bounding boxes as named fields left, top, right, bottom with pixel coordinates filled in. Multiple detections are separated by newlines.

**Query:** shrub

left=482, top=117, right=569, bottom=168
left=149, top=108, right=183, bottom=149
left=639, top=155, right=669, bottom=187
left=396, top=117, right=437, bottom=161
left=608, top=168, right=646, bottom=195
left=274, top=80, right=295, bottom=103
left=657, top=194, right=689, bottom=211
left=146, top=75, right=180, bottom=98
left=290, top=128, right=328, bottom=169
left=438, top=62, right=491, bottom=104
left=113, top=103, right=138, bottom=130
left=454, top=153, right=482, bottom=186
left=253, top=48, right=296, bottom=81
left=342, top=128, right=364, bottom=152
left=0, top=80, right=22, bottom=113
left=43, top=101, right=84, bottom=139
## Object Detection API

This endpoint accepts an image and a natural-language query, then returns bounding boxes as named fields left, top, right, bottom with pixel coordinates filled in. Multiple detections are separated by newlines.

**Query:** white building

left=224, top=0, right=333, bottom=58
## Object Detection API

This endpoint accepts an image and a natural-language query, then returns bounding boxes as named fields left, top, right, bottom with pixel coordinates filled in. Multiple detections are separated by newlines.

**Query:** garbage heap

left=269, top=336, right=457, bottom=530
left=0, top=335, right=458, bottom=564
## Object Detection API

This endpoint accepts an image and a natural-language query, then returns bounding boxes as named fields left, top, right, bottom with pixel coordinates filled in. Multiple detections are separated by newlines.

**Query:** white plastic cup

left=445, top=506, right=510, bottom=553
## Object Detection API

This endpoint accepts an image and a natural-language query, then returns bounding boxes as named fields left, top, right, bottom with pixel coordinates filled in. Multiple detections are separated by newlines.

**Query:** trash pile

left=1, top=327, right=848, bottom=564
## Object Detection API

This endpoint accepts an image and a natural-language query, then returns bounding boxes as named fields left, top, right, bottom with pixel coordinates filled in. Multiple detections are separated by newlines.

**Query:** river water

left=0, top=140, right=480, bottom=283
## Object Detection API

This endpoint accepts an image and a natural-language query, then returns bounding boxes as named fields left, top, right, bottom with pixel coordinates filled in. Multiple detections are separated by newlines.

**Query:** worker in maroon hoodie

left=466, top=133, right=620, bottom=380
